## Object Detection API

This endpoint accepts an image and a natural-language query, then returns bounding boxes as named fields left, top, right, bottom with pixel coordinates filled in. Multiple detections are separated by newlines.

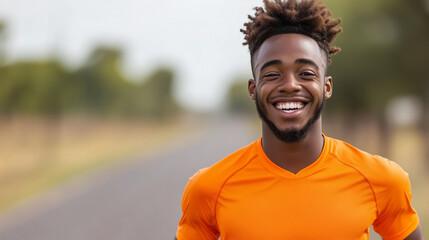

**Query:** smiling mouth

left=275, top=102, right=305, bottom=113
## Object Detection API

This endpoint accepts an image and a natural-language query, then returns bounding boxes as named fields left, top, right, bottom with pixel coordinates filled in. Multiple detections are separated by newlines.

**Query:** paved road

left=0, top=116, right=257, bottom=240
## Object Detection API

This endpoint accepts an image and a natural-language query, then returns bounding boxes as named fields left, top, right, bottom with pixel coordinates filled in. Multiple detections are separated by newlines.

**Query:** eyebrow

left=295, top=58, right=319, bottom=71
left=259, top=58, right=320, bottom=73
left=259, top=60, right=283, bottom=72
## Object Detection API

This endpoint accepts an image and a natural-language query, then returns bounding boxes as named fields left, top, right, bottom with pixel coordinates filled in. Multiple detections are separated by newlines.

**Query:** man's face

left=248, top=33, right=333, bottom=142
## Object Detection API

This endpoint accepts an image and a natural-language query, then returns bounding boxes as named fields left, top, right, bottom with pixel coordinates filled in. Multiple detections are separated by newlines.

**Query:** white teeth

left=276, top=102, right=304, bottom=110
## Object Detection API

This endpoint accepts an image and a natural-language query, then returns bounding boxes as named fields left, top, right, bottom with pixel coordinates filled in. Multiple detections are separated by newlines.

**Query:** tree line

left=0, top=22, right=179, bottom=118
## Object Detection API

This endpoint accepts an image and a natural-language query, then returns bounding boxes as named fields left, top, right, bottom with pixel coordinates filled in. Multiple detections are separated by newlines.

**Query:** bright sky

left=0, top=0, right=262, bottom=111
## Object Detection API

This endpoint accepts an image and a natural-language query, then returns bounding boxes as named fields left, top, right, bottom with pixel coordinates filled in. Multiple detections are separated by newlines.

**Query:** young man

left=176, top=0, right=423, bottom=239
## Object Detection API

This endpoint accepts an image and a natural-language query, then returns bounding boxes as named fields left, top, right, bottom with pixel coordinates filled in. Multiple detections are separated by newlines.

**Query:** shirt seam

left=330, top=152, right=380, bottom=217
left=213, top=153, right=258, bottom=232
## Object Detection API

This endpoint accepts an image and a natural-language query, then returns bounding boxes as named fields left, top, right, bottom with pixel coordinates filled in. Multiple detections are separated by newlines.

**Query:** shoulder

left=183, top=140, right=259, bottom=205
left=326, top=138, right=420, bottom=239
left=179, top=140, right=258, bottom=237
left=327, top=137, right=410, bottom=191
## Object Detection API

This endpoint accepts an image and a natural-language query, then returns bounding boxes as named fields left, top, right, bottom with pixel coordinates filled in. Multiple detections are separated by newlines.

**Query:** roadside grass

left=0, top=114, right=203, bottom=214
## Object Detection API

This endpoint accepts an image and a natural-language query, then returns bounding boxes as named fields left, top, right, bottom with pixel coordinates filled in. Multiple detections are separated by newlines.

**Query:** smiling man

left=176, top=0, right=423, bottom=239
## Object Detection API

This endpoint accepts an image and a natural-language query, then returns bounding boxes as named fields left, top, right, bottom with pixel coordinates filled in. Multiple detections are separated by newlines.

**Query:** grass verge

left=0, top=114, right=203, bottom=214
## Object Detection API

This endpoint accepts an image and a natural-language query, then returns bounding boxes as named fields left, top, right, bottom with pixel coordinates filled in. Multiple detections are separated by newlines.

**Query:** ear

left=248, top=79, right=256, bottom=100
left=324, top=76, right=333, bottom=99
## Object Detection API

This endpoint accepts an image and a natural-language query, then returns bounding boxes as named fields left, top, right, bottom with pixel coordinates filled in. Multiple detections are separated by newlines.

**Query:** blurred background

left=0, top=0, right=427, bottom=239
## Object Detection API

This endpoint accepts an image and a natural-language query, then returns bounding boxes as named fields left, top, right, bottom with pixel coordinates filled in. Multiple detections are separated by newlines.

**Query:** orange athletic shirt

left=176, top=135, right=419, bottom=240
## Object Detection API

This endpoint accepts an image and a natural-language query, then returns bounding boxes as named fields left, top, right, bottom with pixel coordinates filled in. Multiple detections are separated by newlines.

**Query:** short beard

left=255, top=92, right=325, bottom=143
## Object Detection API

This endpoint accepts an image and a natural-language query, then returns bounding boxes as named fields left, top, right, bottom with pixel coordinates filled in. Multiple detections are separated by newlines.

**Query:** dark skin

left=247, top=33, right=423, bottom=239
left=248, top=33, right=331, bottom=174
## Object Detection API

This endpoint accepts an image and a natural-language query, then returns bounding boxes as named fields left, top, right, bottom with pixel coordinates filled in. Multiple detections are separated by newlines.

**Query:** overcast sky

left=0, top=0, right=262, bottom=111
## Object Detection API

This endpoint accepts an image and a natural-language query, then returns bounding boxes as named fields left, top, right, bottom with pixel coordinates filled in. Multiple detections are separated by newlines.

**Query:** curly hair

left=241, top=0, right=342, bottom=69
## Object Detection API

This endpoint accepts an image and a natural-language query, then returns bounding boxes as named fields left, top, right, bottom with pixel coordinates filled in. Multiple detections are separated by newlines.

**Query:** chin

left=271, top=124, right=311, bottom=143
left=255, top=94, right=325, bottom=143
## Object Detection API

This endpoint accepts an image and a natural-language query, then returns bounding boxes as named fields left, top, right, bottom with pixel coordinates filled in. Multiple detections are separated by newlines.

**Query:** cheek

left=255, top=84, right=267, bottom=99
left=257, top=82, right=276, bottom=96
left=307, top=82, right=324, bottom=98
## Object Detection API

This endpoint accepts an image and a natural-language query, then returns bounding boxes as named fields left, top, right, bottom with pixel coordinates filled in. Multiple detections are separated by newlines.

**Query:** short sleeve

left=176, top=169, right=220, bottom=240
left=372, top=159, right=419, bottom=240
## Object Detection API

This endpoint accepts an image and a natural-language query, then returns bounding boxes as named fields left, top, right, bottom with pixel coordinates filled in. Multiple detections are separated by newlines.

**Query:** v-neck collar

left=255, top=134, right=331, bottom=179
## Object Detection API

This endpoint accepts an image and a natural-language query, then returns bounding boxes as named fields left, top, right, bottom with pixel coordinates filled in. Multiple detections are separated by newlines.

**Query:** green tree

left=0, top=59, right=67, bottom=115
left=0, top=26, right=182, bottom=118
left=324, top=0, right=429, bottom=113
left=72, top=46, right=130, bottom=114
left=225, top=77, right=255, bottom=115
left=136, top=68, right=179, bottom=118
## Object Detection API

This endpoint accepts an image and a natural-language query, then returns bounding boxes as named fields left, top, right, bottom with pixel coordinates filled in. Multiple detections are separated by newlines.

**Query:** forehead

left=253, top=33, right=326, bottom=73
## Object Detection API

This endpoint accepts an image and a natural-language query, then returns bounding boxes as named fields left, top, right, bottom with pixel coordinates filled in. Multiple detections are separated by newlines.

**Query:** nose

left=277, top=73, right=301, bottom=93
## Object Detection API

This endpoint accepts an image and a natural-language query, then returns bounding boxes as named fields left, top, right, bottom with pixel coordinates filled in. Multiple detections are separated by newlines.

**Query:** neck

left=261, top=119, right=324, bottom=174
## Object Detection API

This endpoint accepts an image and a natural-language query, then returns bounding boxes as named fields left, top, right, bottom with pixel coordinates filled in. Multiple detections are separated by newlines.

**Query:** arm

left=371, top=157, right=422, bottom=240
left=404, top=224, right=424, bottom=240
left=176, top=169, right=220, bottom=240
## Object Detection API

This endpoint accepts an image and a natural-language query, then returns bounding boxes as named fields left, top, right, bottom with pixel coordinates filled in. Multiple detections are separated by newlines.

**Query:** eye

left=300, top=71, right=316, bottom=77
left=262, top=72, right=280, bottom=80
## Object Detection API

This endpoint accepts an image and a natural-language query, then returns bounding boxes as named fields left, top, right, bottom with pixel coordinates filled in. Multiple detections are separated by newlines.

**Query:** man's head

left=242, top=0, right=342, bottom=143
left=241, top=0, right=342, bottom=77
